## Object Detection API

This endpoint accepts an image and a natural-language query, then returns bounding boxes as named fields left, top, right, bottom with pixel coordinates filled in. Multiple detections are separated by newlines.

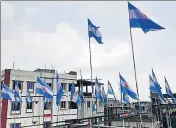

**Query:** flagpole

left=128, top=8, right=143, bottom=128
left=88, top=38, right=94, bottom=118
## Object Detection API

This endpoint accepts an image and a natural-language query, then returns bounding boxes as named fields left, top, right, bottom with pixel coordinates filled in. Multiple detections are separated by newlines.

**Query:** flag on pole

left=107, top=81, right=115, bottom=97
left=149, top=74, right=159, bottom=94
left=79, top=88, right=85, bottom=103
left=119, top=74, right=137, bottom=100
left=151, top=69, right=165, bottom=103
left=95, top=77, right=104, bottom=104
left=102, top=85, right=107, bottom=102
left=1, top=83, right=15, bottom=101
left=36, top=77, right=53, bottom=100
left=92, top=102, right=97, bottom=112
left=88, top=19, right=103, bottom=44
left=128, top=2, right=165, bottom=33
left=165, top=77, right=175, bottom=104
left=56, top=72, right=64, bottom=106
left=70, top=83, right=81, bottom=104
left=26, top=89, right=32, bottom=103
left=123, top=93, right=130, bottom=104
left=14, top=81, right=22, bottom=102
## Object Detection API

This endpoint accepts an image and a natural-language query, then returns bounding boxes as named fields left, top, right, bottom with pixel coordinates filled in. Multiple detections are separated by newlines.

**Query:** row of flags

left=149, top=69, right=175, bottom=104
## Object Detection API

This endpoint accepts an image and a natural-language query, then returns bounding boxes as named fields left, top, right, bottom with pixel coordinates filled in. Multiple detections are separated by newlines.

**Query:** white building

left=1, top=69, right=104, bottom=128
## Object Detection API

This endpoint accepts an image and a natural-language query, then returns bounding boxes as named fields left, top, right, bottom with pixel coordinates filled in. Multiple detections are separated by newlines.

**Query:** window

left=12, top=80, right=22, bottom=92
left=11, top=102, right=21, bottom=114
left=1, top=81, right=3, bottom=90
left=10, top=123, right=21, bottom=128
left=60, top=101, right=66, bottom=109
left=27, top=82, right=34, bottom=93
left=69, top=84, right=72, bottom=92
left=44, top=101, right=52, bottom=110
left=26, top=102, right=33, bottom=113
left=43, top=121, right=51, bottom=128
left=61, top=83, right=67, bottom=91
left=87, top=101, right=91, bottom=108
left=69, top=101, right=77, bottom=109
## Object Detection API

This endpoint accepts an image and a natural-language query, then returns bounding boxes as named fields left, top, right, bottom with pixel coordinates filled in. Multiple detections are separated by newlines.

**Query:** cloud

left=25, top=8, right=38, bottom=17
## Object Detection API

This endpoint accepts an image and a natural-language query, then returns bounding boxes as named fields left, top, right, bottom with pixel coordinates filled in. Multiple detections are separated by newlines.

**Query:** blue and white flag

left=79, top=86, right=85, bottom=103
left=128, top=2, right=165, bottom=33
left=26, top=89, right=32, bottom=103
left=56, top=72, right=64, bottom=106
left=88, top=19, right=103, bottom=44
left=92, top=102, right=97, bottom=112
left=70, top=83, right=81, bottom=104
left=107, top=81, right=115, bottom=96
left=102, top=85, right=107, bottom=102
left=95, top=77, right=104, bottom=104
left=165, top=77, right=175, bottom=104
left=152, top=69, right=165, bottom=103
left=14, top=81, right=22, bottom=101
left=36, top=77, right=53, bottom=100
left=149, top=74, right=159, bottom=94
left=1, top=83, right=15, bottom=101
left=119, top=74, right=138, bottom=100
left=123, top=93, right=130, bottom=104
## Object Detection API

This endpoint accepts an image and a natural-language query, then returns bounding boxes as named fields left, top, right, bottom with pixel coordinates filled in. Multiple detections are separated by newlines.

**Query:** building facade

left=1, top=69, right=104, bottom=128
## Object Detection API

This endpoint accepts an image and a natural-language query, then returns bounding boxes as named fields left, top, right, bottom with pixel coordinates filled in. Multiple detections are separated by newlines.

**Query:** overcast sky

left=2, top=1, right=176, bottom=101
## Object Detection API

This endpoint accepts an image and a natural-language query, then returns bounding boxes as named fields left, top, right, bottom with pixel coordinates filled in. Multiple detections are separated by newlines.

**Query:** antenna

left=12, top=57, right=15, bottom=69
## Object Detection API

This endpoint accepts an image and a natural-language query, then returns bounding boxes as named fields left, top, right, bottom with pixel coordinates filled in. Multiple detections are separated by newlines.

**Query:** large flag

left=119, top=74, right=137, bottom=100
left=36, top=77, right=53, bottom=100
left=26, top=88, right=32, bottom=103
left=165, top=77, right=175, bottom=104
left=14, top=81, right=22, bottom=101
left=128, top=2, right=165, bottom=33
left=95, top=77, right=104, bottom=104
left=149, top=74, right=159, bottom=94
left=1, top=83, right=15, bottom=101
left=70, top=83, right=81, bottom=104
left=56, top=72, right=64, bottom=106
left=152, top=69, right=165, bottom=102
left=88, top=19, right=103, bottom=44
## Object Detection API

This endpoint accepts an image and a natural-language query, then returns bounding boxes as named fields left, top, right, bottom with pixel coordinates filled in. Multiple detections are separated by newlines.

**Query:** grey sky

left=2, top=1, right=176, bottom=101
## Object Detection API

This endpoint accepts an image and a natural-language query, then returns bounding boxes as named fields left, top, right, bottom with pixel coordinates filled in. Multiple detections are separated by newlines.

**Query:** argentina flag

left=88, top=19, right=103, bottom=44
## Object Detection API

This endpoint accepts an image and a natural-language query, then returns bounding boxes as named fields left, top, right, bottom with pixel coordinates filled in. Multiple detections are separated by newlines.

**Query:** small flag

left=119, top=74, right=137, bottom=100
left=70, top=83, right=81, bottom=104
left=88, top=19, right=103, bottom=44
left=36, top=77, right=53, bottom=100
left=92, top=102, right=97, bottom=112
left=152, top=69, right=165, bottom=102
left=26, top=89, right=32, bottom=103
left=56, top=72, right=64, bottom=106
left=14, top=81, right=22, bottom=101
left=165, top=77, right=175, bottom=104
left=128, top=2, right=165, bottom=33
left=149, top=74, right=159, bottom=94
left=102, top=85, right=107, bottom=102
left=1, top=83, right=15, bottom=101
left=107, top=81, right=115, bottom=96
left=70, top=82, right=75, bottom=101
left=95, top=77, right=104, bottom=104
left=123, top=93, right=130, bottom=104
